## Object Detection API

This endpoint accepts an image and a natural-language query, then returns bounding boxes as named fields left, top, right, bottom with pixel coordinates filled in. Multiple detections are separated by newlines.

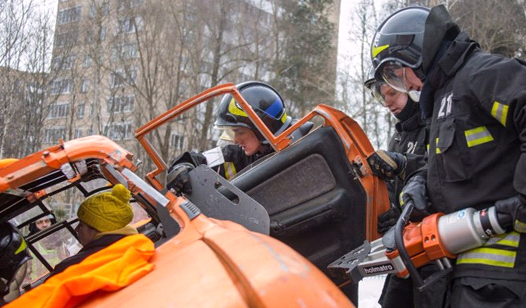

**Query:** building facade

left=46, top=0, right=341, bottom=163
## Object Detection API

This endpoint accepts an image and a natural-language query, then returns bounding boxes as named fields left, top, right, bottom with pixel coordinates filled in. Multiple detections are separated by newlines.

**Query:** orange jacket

left=7, top=234, right=155, bottom=308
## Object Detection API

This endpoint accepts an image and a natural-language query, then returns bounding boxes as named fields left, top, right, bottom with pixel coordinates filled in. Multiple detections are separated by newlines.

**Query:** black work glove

left=495, top=195, right=526, bottom=233
left=399, top=175, right=428, bottom=212
left=377, top=206, right=401, bottom=234
left=166, top=162, right=195, bottom=196
left=367, top=150, right=407, bottom=180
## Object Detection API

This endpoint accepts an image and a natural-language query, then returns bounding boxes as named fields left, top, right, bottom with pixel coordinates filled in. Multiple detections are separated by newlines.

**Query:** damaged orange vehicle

left=1, top=83, right=389, bottom=307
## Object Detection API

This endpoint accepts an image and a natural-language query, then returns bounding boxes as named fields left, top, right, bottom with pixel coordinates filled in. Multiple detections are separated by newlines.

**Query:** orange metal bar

left=0, top=136, right=135, bottom=193
left=135, top=83, right=285, bottom=189
left=135, top=84, right=389, bottom=241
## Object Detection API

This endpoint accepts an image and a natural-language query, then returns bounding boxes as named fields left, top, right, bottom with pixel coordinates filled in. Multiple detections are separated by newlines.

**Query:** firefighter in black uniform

left=371, top=5, right=526, bottom=307
left=166, top=81, right=292, bottom=195
left=365, top=72, right=448, bottom=308
left=0, top=222, right=30, bottom=305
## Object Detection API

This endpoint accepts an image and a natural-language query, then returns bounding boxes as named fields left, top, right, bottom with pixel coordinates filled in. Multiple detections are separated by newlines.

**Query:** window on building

left=100, top=27, right=107, bottom=41
left=170, top=133, right=185, bottom=149
left=87, top=27, right=106, bottom=43
left=109, top=71, right=126, bottom=88
left=90, top=1, right=109, bottom=18
left=50, top=79, right=73, bottom=95
left=43, top=127, right=66, bottom=143
left=74, top=128, right=83, bottom=139
left=77, top=103, right=85, bottom=118
left=47, top=102, right=70, bottom=119
left=57, top=6, right=81, bottom=25
left=51, top=55, right=75, bottom=70
left=54, top=31, right=78, bottom=48
left=109, top=69, right=136, bottom=88
left=112, top=43, right=138, bottom=61
left=51, top=57, right=62, bottom=70
left=118, top=0, right=144, bottom=11
left=116, top=16, right=143, bottom=34
left=104, top=122, right=133, bottom=140
left=107, top=95, right=134, bottom=113
left=82, top=55, right=91, bottom=68
left=81, top=79, right=89, bottom=93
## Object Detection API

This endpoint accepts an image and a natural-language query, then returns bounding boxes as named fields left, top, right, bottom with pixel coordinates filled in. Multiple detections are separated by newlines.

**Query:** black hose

left=394, top=199, right=424, bottom=287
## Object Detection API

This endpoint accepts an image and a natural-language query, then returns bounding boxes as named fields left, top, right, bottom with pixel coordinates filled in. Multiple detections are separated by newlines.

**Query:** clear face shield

left=369, top=81, right=388, bottom=107
left=379, top=61, right=421, bottom=102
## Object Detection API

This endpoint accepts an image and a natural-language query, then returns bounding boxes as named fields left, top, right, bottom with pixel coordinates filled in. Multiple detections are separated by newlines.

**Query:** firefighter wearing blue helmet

left=166, top=81, right=292, bottom=195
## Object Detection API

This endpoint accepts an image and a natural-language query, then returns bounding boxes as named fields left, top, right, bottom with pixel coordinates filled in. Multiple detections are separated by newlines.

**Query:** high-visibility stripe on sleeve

left=484, top=232, right=520, bottom=247
left=456, top=247, right=516, bottom=268
left=457, top=232, right=519, bottom=268
left=223, top=162, right=236, bottom=180
left=464, top=126, right=493, bottom=147
left=491, top=101, right=509, bottom=127
left=514, top=220, right=526, bottom=233
left=435, top=138, right=441, bottom=154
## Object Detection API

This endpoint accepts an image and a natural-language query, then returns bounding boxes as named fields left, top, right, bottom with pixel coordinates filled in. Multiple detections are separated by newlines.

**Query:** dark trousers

left=447, top=277, right=526, bottom=308
left=379, top=264, right=449, bottom=308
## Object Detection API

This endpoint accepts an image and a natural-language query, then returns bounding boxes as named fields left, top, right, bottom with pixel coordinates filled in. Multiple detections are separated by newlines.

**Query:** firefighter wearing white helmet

left=372, top=4, right=526, bottom=307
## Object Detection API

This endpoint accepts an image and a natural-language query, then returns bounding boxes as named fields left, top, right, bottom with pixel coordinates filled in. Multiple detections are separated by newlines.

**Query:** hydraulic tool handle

left=394, top=199, right=424, bottom=287
left=496, top=211, right=513, bottom=231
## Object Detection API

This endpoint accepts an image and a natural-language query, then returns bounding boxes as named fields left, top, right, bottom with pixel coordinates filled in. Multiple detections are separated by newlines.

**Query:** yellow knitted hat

left=77, top=184, right=133, bottom=232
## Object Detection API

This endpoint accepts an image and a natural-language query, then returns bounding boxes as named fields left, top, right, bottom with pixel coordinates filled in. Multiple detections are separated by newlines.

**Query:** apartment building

left=46, top=0, right=341, bottom=159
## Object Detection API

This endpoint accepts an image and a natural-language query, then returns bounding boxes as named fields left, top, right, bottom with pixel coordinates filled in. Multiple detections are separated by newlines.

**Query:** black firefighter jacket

left=421, top=30, right=526, bottom=281
left=387, top=105, right=427, bottom=208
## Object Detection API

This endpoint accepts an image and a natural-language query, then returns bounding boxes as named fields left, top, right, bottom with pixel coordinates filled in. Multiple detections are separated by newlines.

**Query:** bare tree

left=0, top=0, right=57, bottom=158
left=449, top=0, right=526, bottom=57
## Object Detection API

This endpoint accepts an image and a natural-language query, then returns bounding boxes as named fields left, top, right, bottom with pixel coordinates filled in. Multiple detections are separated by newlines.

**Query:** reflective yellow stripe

left=485, top=231, right=520, bottom=247
left=372, top=44, right=389, bottom=58
left=491, top=101, right=509, bottom=126
left=456, top=247, right=516, bottom=268
left=464, top=126, right=493, bottom=147
left=435, top=138, right=441, bottom=154
left=224, top=162, right=236, bottom=180
left=15, top=238, right=27, bottom=255
left=515, top=220, right=526, bottom=233
left=228, top=98, right=247, bottom=117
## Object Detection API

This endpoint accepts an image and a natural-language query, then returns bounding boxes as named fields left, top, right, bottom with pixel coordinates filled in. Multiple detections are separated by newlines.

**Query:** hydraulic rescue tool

left=328, top=200, right=511, bottom=290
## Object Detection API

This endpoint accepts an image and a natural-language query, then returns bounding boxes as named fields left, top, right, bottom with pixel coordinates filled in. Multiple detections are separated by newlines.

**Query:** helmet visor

left=369, top=81, right=388, bottom=106
left=378, top=61, right=409, bottom=94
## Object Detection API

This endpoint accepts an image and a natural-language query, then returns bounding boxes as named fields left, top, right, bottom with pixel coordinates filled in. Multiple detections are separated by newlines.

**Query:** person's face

left=380, top=84, right=408, bottom=115
left=232, top=127, right=262, bottom=156
left=35, top=218, right=51, bottom=231
left=75, top=221, right=98, bottom=246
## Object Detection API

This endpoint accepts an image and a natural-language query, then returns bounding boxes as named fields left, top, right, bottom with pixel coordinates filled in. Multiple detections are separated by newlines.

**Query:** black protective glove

left=166, top=162, right=195, bottom=196
left=399, top=175, right=428, bottom=212
left=367, top=150, right=407, bottom=180
left=377, top=206, right=401, bottom=234
left=495, top=195, right=526, bottom=233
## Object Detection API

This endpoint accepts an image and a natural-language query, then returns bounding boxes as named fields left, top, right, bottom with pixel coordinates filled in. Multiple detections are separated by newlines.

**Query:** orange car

left=1, top=83, right=388, bottom=307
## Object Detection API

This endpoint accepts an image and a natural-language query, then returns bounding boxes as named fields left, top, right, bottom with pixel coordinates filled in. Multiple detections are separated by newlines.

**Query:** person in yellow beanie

left=49, top=184, right=137, bottom=277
